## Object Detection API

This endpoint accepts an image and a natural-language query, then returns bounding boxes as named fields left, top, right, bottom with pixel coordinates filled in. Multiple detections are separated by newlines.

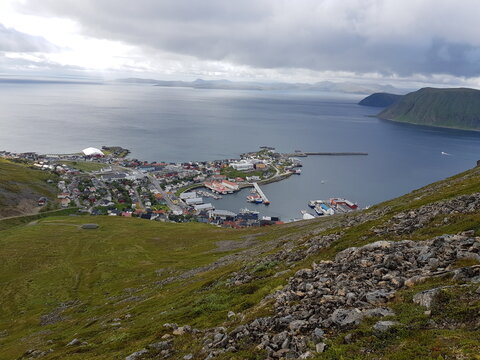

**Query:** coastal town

left=0, top=146, right=358, bottom=228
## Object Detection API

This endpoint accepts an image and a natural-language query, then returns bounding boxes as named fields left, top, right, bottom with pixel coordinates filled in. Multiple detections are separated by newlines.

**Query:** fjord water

left=1, top=82, right=479, bottom=220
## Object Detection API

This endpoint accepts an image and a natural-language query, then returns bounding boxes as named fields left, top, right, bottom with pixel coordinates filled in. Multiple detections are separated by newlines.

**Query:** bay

left=1, top=82, right=479, bottom=220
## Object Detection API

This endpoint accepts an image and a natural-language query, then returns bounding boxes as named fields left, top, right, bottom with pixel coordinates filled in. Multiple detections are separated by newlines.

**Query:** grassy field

left=0, top=216, right=293, bottom=359
left=1, top=165, right=480, bottom=359
left=60, top=161, right=108, bottom=172
left=220, top=166, right=265, bottom=179
left=0, top=159, right=56, bottom=194
left=0, top=159, right=57, bottom=217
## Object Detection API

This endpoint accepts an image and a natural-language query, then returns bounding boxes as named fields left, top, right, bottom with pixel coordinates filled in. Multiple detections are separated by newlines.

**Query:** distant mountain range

left=377, top=87, right=480, bottom=131
left=358, top=92, right=403, bottom=107
left=116, top=77, right=402, bottom=95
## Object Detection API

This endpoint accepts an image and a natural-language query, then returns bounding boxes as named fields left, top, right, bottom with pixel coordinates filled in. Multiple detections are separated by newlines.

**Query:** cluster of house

left=2, top=146, right=298, bottom=227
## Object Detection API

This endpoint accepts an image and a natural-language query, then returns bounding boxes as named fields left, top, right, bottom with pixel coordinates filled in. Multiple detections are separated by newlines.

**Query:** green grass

left=0, top=159, right=56, bottom=194
left=220, top=166, right=265, bottom=180
left=1, top=164, right=480, bottom=359
left=0, top=207, right=81, bottom=231
left=60, top=161, right=108, bottom=172
left=174, top=183, right=203, bottom=197
left=0, top=216, right=282, bottom=359
left=0, top=159, right=57, bottom=215
left=379, top=87, right=480, bottom=130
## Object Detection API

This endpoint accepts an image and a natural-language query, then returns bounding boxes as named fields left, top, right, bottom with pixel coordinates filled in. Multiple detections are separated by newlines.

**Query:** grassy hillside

left=378, top=87, right=480, bottom=130
left=1, top=165, right=480, bottom=359
left=358, top=92, right=402, bottom=107
left=0, top=159, right=58, bottom=218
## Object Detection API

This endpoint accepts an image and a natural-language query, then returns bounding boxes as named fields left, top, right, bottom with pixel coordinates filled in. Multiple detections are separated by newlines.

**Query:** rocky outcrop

left=373, top=193, right=480, bottom=236
left=205, top=233, right=480, bottom=358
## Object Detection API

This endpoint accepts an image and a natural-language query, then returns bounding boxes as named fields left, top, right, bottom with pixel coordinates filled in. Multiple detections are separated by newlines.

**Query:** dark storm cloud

left=0, top=24, right=58, bottom=52
left=21, top=0, right=480, bottom=77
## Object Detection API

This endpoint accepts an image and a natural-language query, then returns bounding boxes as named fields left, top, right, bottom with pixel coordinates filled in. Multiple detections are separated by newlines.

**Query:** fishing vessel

left=247, top=195, right=263, bottom=204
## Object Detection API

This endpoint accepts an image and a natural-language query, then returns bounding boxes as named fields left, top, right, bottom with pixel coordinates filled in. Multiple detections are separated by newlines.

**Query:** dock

left=305, top=152, right=368, bottom=156
left=252, top=182, right=270, bottom=204
left=284, top=152, right=368, bottom=157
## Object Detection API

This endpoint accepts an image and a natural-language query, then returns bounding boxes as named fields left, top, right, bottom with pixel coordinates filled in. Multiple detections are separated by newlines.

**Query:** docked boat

left=315, top=203, right=334, bottom=216
left=308, top=200, right=323, bottom=208
left=329, top=198, right=358, bottom=210
left=247, top=195, right=263, bottom=204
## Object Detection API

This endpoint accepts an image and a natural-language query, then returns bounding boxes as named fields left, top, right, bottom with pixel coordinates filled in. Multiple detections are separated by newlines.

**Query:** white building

left=180, top=191, right=197, bottom=200
left=82, top=147, right=104, bottom=156
left=230, top=160, right=254, bottom=171
left=185, top=197, right=204, bottom=205
left=194, top=203, right=214, bottom=212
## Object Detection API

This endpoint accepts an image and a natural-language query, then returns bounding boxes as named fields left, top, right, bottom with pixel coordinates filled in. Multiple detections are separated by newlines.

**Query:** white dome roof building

left=82, top=147, right=104, bottom=156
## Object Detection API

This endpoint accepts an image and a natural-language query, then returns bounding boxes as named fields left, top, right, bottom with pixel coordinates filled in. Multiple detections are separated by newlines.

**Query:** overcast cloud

left=3, top=0, right=480, bottom=84
left=0, top=24, right=58, bottom=53
left=21, top=0, right=480, bottom=77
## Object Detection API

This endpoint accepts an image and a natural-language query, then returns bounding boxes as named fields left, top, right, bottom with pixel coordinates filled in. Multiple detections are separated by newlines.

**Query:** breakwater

left=286, top=152, right=368, bottom=157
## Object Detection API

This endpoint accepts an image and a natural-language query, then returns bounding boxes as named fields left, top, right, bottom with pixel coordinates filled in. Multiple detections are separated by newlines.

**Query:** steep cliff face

left=378, top=87, right=480, bottom=130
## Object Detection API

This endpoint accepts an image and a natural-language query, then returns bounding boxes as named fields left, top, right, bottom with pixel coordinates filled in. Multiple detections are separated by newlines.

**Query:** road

left=147, top=174, right=183, bottom=213
left=133, top=186, right=144, bottom=210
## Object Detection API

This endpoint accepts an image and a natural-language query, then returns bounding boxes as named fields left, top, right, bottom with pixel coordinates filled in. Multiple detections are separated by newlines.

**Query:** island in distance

left=359, top=87, right=480, bottom=131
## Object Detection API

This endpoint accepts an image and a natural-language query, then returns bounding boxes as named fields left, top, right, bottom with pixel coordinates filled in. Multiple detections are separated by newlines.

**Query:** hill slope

left=378, top=87, right=480, bottom=130
left=1, top=165, right=480, bottom=359
left=0, top=159, right=57, bottom=218
left=358, top=92, right=402, bottom=107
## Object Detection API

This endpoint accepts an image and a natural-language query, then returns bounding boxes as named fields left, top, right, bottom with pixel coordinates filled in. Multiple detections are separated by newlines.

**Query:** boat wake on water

left=441, top=151, right=452, bottom=156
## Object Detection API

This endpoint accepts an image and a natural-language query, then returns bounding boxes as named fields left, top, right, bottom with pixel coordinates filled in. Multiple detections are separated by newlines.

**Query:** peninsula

left=377, top=87, right=480, bottom=130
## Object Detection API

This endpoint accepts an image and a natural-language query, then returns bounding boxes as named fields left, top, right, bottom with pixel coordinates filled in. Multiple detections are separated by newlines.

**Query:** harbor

left=1, top=144, right=369, bottom=225
left=307, top=198, right=358, bottom=217
left=249, top=182, right=270, bottom=205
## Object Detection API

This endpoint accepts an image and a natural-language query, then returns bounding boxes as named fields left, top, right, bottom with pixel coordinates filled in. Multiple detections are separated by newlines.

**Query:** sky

left=1, top=0, right=480, bottom=87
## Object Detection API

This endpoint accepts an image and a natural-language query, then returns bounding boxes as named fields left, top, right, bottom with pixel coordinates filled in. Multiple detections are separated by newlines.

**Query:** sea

left=1, top=82, right=479, bottom=220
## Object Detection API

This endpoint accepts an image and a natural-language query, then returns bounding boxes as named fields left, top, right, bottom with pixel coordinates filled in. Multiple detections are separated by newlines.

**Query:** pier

left=252, top=182, right=270, bottom=204
left=286, top=152, right=368, bottom=157
left=305, top=152, right=368, bottom=156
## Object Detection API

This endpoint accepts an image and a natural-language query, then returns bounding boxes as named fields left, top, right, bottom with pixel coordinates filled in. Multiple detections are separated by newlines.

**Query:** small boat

left=247, top=195, right=263, bottom=204
left=308, top=200, right=323, bottom=208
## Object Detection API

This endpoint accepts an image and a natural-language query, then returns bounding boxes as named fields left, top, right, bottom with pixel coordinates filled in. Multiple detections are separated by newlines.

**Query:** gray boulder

left=373, top=320, right=399, bottom=332
left=331, top=308, right=363, bottom=327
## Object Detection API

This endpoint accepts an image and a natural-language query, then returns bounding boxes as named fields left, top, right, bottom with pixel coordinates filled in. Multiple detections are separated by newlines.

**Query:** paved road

left=133, top=186, right=144, bottom=210
left=147, top=174, right=183, bottom=213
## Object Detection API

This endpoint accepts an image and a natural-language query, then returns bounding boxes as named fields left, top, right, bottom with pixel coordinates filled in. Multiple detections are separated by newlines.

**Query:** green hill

left=378, top=87, right=480, bottom=130
left=0, top=159, right=58, bottom=218
left=1, top=164, right=480, bottom=359
left=358, top=92, right=402, bottom=107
